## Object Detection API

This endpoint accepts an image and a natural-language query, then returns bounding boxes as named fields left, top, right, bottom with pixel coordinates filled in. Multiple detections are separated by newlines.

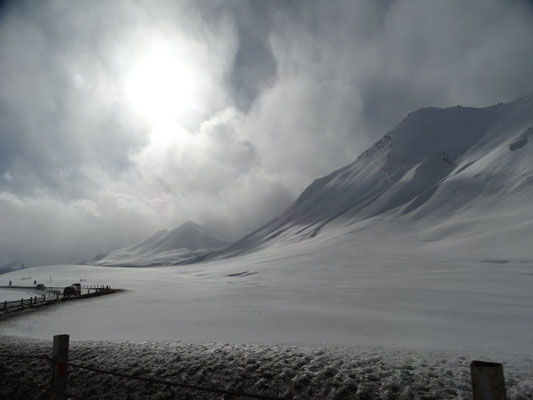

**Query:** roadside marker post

left=471, top=360, right=506, bottom=400
left=51, top=334, right=69, bottom=400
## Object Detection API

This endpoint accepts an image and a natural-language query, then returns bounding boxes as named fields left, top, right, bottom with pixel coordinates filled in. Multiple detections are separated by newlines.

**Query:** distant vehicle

left=63, top=283, right=81, bottom=297
left=35, top=284, right=45, bottom=290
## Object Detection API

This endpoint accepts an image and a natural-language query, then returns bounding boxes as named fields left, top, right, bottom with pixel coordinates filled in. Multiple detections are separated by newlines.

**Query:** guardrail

left=0, top=286, right=116, bottom=315
left=2, top=295, right=49, bottom=312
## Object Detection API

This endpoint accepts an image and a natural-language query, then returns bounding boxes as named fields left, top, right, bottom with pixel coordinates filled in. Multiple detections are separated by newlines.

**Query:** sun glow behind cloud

left=124, top=37, right=205, bottom=145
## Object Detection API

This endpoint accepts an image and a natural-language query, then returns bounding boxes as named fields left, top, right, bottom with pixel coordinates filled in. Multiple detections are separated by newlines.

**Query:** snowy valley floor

left=1, top=335, right=533, bottom=400
left=1, top=224, right=533, bottom=398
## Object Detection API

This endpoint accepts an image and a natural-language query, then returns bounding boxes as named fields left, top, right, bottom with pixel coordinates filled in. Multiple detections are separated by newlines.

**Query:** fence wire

left=69, top=359, right=286, bottom=400
left=0, top=351, right=288, bottom=400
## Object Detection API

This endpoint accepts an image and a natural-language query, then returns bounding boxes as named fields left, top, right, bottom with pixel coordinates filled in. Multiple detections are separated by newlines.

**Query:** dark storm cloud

left=0, top=0, right=532, bottom=265
left=226, top=2, right=279, bottom=111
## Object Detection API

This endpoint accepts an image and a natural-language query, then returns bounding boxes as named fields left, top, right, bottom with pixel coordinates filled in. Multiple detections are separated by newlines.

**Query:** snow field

left=0, top=223, right=532, bottom=356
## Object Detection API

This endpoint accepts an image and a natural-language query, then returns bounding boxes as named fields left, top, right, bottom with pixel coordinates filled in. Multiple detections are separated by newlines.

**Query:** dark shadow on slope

left=402, top=185, right=439, bottom=215
left=509, top=127, right=532, bottom=151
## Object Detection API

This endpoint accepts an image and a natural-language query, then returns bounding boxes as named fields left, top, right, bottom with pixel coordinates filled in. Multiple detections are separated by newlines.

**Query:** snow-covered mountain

left=2, top=96, right=532, bottom=389
left=89, top=221, right=229, bottom=267
left=206, top=94, right=533, bottom=260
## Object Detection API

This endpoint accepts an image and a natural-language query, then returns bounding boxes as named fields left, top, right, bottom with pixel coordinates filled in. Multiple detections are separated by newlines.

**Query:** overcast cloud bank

left=1, top=0, right=532, bottom=265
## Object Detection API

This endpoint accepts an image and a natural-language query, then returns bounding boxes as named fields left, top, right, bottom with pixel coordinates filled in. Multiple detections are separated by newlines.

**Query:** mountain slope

left=207, top=95, right=533, bottom=260
left=91, top=221, right=229, bottom=267
left=0, top=260, right=27, bottom=275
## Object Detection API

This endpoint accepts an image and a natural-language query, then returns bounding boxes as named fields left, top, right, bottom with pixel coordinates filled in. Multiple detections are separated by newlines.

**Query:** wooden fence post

left=50, top=334, right=69, bottom=400
left=471, top=360, right=506, bottom=400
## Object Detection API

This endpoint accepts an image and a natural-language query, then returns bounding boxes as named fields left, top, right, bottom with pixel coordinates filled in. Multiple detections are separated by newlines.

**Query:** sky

left=1, top=0, right=533, bottom=266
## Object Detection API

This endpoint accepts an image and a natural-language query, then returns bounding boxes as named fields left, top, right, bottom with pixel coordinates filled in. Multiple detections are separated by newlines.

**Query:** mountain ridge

left=198, top=94, right=533, bottom=261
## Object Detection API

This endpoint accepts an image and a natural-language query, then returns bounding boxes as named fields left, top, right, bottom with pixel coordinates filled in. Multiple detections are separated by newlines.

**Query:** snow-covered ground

left=1, top=335, right=533, bottom=400
left=1, top=223, right=532, bottom=357
left=3, top=224, right=533, bottom=398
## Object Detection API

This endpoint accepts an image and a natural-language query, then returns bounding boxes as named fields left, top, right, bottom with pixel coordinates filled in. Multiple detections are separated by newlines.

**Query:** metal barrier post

left=50, top=334, right=69, bottom=400
left=471, top=360, right=506, bottom=400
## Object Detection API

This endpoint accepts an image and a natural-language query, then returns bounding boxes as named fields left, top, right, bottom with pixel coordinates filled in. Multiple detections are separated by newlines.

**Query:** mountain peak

left=174, top=220, right=202, bottom=232
left=88, top=221, right=229, bottom=267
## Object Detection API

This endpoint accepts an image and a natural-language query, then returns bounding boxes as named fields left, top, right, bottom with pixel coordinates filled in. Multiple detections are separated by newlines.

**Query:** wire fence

left=0, top=348, right=288, bottom=400
left=0, top=338, right=508, bottom=400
